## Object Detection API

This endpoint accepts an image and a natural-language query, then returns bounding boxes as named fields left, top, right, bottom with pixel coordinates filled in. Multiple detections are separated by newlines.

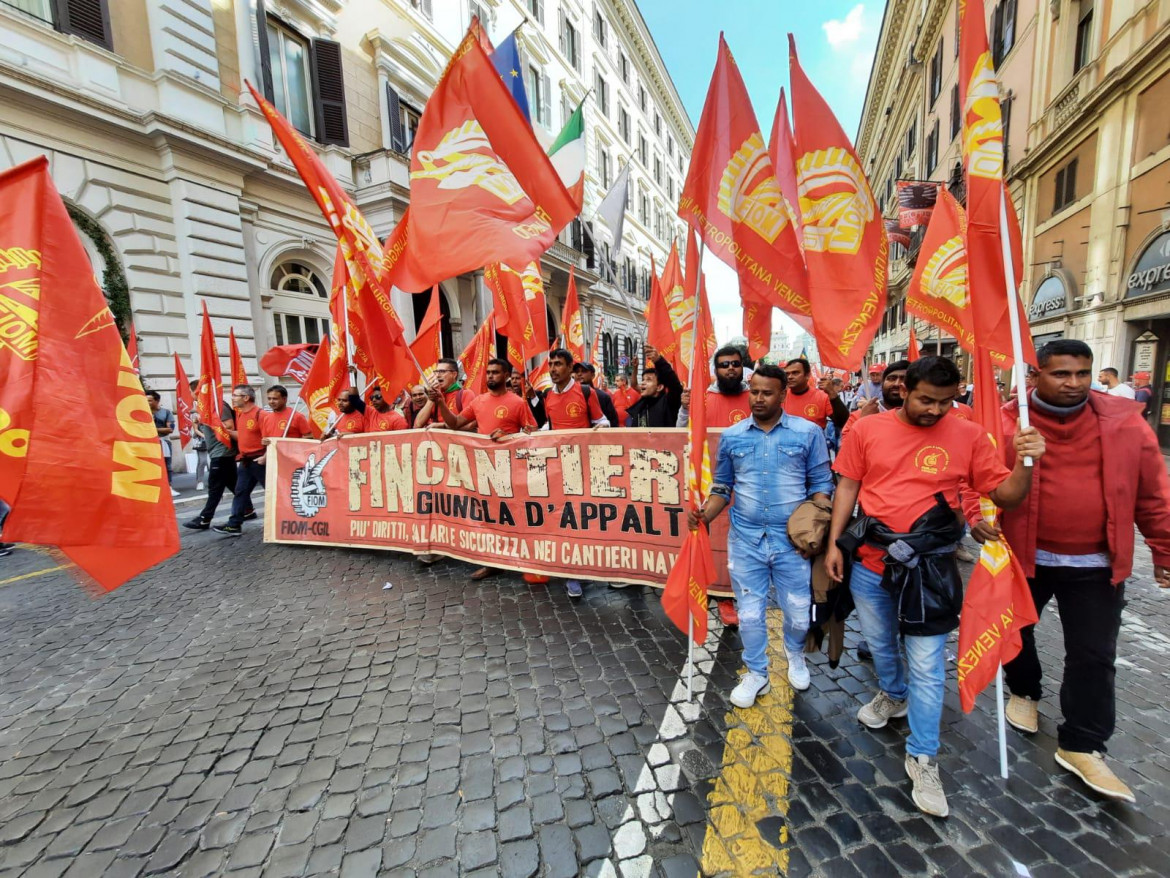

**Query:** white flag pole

left=998, top=191, right=1031, bottom=465
left=996, top=666, right=1009, bottom=779
left=685, top=237, right=707, bottom=703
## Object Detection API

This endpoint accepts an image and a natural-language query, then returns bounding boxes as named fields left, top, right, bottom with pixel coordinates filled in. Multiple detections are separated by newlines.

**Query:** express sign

left=1127, top=231, right=1170, bottom=298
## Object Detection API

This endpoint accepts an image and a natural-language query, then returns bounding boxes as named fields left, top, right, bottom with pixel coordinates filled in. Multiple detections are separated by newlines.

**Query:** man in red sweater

left=972, top=339, right=1170, bottom=803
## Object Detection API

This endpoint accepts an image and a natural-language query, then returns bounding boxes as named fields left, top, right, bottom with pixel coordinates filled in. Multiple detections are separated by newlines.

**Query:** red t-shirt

left=261, top=409, right=310, bottom=439
left=706, top=389, right=751, bottom=428
left=783, top=386, right=832, bottom=428
left=425, top=387, right=477, bottom=425
left=833, top=409, right=1010, bottom=572
left=461, top=392, right=537, bottom=435
left=234, top=405, right=264, bottom=457
left=334, top=411, right=366, bottom=434
left=543, top=381, right=604, bottom=429
left=365, top=408, right=407, bottom=433
left=952, top=401, right=974, bottom=421
left=612, top=386, right=640, bottom=424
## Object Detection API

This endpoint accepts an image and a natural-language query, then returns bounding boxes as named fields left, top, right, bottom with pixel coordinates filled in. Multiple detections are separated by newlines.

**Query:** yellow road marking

left=0, top=563, right=75, bottom=588
left=701, top=609, right=795, bottom=876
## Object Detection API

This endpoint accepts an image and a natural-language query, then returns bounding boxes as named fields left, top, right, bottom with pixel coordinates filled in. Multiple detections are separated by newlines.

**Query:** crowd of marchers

left=137, top=338, right=1170, bottom=823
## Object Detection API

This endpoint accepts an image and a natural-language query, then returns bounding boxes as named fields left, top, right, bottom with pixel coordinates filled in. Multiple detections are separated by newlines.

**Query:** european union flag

left=490, top=33, right=530, bottom=123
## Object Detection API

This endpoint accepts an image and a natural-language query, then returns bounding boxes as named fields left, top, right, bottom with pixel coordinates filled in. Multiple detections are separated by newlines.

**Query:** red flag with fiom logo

left=0, top=157, right=179, bottom=591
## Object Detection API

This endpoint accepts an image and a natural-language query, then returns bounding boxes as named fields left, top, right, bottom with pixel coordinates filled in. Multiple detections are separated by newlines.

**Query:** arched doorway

left=410, top=285, right=453, bottom=356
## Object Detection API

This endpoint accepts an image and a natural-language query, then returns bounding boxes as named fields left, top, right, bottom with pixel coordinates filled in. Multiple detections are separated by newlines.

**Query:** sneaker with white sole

left=1005, top=694, right=1039, bottom=734
left=786, top=649, right=810, bottom=691
left=170, top=488, right=180, bottom=498
left=1055, top=749, right=1135, bottom=803
left=566, top=579, right=583, bottom=598
left=858, top=691, right=909, bottom=729
left=730, top=672, right=771, bottom=709
left=905, top=754, right=949, bottom=817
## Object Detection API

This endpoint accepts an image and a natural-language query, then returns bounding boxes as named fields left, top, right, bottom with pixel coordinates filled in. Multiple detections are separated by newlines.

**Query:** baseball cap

left=868, top=362, right=885, bottom=373
left=1134, top=371, right=1151, bottom=382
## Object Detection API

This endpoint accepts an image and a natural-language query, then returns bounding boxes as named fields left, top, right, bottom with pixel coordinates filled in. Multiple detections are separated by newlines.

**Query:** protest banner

left=265, top=428, right=741, bottom=590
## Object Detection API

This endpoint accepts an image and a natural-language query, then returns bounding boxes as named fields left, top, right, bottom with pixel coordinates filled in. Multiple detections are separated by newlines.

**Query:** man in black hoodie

left=625, top=346, right=683, bottom=428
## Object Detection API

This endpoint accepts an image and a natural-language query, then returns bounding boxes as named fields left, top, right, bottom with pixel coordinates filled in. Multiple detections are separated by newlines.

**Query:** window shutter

left=310, top=38, right=349, bottom=147
left=558, top=10, right=566, bottom=56
left=541, top=72, right=551, bottom=129
left=386, top=82, right=406, bottom=152
left=54, top=0, right=113, bottom=50
left=253, top=0, right=274, bottom=101
left=421, top=0, right=433, bottom=17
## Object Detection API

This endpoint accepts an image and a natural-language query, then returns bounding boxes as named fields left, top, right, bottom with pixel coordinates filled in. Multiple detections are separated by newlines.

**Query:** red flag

left=0, top=157, right=179, bottom=591
left=907, top=326, right=920, bottom=362
left=560, top=269, right=586, bottom=361
left=484, top=264, right=533, bottom=358
left=679, top=230, right=718, bottom=375
left=125, top=321, right=140, bottom=376
left=248, top=83, right=416, bottom=403
left=196, top=301, right=229, bottom=445
left=298, top=340, right=337, bottom=437
left=679, top=35, right=811, bottom=357
left=228, top=327, right=247, bottom=389
left=518, top=261, right=549, bottom=359
left=906, top=187, right=975, bottom=354
left=260, top=343, right=317, bottom=380
left=657, top=243, right=688, bottom=370
left=956, top=345, right=1038, bottom=711
left=174, top=353, right=194, bottom=446
left=589, top=315, right=604, bottom=370
left=409, top=284, right=444, bottom=378
left=379, top=29, right=578, bottom=292
left=789, top=35, right=888, bottom=370
left=460, top=312, right=495, bottom=394
left=644, top=254, right=676, bottom=363
left=958, top=0, right=1034, bottom=368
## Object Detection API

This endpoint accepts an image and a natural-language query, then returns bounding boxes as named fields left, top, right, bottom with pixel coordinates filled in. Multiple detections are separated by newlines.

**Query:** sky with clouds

left=637, top=1, right=882, bottom=347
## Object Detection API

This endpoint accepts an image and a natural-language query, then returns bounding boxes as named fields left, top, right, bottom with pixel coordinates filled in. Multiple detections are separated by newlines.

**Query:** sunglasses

left=715, top=360, right=742, bottom=369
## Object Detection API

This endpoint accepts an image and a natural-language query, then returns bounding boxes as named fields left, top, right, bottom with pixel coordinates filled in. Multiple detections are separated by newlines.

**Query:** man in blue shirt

left=690, top=364, right=834, bottom=708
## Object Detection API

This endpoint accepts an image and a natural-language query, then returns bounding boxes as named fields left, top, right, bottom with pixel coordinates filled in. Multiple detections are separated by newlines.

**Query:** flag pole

left=996, top=665, right=1009, bottom=779
left=580, top=220, right=646, bottom=336
left=282, top=394, right=306, bottom=439
left=686, top=237, right=707, bottom=704
left=998, top=189, right=1032, bottom=465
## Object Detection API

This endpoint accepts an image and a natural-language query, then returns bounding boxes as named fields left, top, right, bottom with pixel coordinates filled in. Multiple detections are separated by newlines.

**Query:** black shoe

left=242, top=511, right=258, bottom=522
left=857, top=640, right=873, bottom=662
left=212, top=525, right=243, bottom=536
left=183, top=519, right=210, bottom=531
left=0, top=543, right=12, bottom=558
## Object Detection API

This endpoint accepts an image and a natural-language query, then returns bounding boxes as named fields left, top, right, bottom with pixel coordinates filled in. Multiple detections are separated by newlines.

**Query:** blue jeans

left=726, top=527, right=812, bottom=675
left=850, top=563, right=947, bottom=758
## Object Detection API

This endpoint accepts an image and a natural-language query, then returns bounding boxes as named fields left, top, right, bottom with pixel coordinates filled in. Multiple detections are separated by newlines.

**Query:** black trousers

left=197, top=456, right=241, bottom=522
left=227, top=459, right=265, bottom=527
left=1003, top=565, right=1125, bottom=753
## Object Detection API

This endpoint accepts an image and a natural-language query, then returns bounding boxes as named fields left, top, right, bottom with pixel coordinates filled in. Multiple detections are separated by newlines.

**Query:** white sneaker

left=786, top=649, right=810, bottom=691
left=195, top=482, right=204, bottom=490
left=730, top=672, right=770, bottom=709
left=905, top=754, right=949, bottom=817
left=170, top=488, right=180, bottom=498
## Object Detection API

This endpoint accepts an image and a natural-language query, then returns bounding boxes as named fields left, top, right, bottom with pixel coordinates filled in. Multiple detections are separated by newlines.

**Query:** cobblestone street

left=1, top=499, right=1168, bottom=877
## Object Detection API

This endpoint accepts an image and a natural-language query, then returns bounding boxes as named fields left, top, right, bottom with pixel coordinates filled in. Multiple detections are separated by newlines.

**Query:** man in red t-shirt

left=414, top=358, right=476, bottom=427
left=536, top=348, right=607, bottom=431
left=783, top=358, right=847, bottom=431
left=323, top=391, right=366, bottom=438
left=612, top=373, right=641, bottom=426
left=364, top=386, right=408, bottom=433
left=825, top=357, right=1045, bottom=819
left=261, top=385, right=311, bottom=439
left=213, top=385, right=266, bottom=536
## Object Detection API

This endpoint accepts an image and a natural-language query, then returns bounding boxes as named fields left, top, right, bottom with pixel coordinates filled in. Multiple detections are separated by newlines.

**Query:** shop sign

left=1126, top=231, right=1170, bottom=298
left=1028, top=275, right=1068, bottom=320
left=1133, top=331, right=1158, bottom=374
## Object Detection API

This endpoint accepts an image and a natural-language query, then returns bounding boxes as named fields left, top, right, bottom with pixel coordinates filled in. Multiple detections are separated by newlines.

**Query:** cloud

left=823, top=4, right=866, bottom=49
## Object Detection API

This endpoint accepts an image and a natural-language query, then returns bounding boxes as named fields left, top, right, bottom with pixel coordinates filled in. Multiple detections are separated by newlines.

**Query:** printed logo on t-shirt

left=729, top=410, right=747, bottom=423
left=278, top=419, right=288, bottom=430
left=246, top=418, right=257, bottom=429
left=566, top=401, right=584, bottom=418
left=914, top=445, right=950, bottom=475
left=804, top=403, right=819, bottom=417
left=495, top=405, right=508, bottom=420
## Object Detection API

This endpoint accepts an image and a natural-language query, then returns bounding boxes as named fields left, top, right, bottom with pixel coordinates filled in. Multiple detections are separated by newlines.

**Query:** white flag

left=595, top=163, right=630, bottom=257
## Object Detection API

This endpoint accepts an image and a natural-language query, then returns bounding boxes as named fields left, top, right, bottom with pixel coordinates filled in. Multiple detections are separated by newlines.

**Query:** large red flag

left=789, top=35, right=888, bottom=370
left=560, top=269, right=586, bottom=361
left=517, top=261, right=549, bottom=360
left=379, top=29, right=578, bottom=292
left=409, top=284, right=444, bottom=379
left=657, top=242, right=688, bottom=371
left=679, top=35, right=810, bottom=360
left=958, top=0, right=1034, bottom=368
left=956, top=345, right=1038, bottom=711
left=228, top=327, right=247, bottom=389
left=298, top=341, right=336, bottom=437
left=644, top=254, right=676, bottom=364
left=248, top=83, right=416, bottom=403
left=196, top=301, right=229, bottom=445
left=678, top=230, right=719, bottom=375
left=0, top=158, right=179, bottom=591
left=484, top=264, right=532, bottom=357
left=661, top=271, right=716, bottom=645
left=906, top=187, right=975, bottom=353
left=260, top=343, right=317, bottom=381
left=460, top=313, right=495, bottom=394
left=174, top=353, right=194, bottom=446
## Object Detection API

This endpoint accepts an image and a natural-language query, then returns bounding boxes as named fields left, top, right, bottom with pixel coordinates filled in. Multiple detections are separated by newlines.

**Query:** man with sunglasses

left=365, top=386, right=408, bottom=432
left=414, top=358, right=475, bottom=427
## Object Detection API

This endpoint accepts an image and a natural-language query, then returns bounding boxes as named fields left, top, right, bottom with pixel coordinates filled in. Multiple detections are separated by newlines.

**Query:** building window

left=619, top=52, right=629, bottom=84
left=593, top=8, right=607, bottom=47
left=639, top=188, right=649, bottom=224
left=929, top=41, right=943, bottom=105
left=595, top=72, right=609, bottom=116
left=396, top=100, right=421, bottom=152
left=639, top=85, right=647, bottom=112
left=1053, top=157, right=1078, bottom=213
left=992, top=0, right=1017, bottom=68
left=667, top=176, right=674, bottom=201
left=1074, top=1, right=1093, bottom=73
left=273, top=312, right=329, bottom=346
left=527, top=0, right=543, bottom=24
left=667, top=136, right=674, bottom=157
left=653, top=155, right=662, bottom=186
left=1002, top=92, right=1014, bottom=172
left=271, top=262, right=327, bottom=298
left=597, top=145, right=610, bottom=188
left=559, top=11, right=580, bottom=70
left=270, top=261, right=329, bottom=347
left=654, top=111, right=662, bottom=136
left=410, top=0, right=433, bottom=18
left=527, top=65, right=550, bottom=128
left=638, top=134, right=648, bottom=166
left=906, top=120, right=916, bottom=158
left=678, top=154, right=684, bottom=174
left=618, top=106, right=630, bottom=143
left=950, top=83, right=961, bottom=140
left=926, top=119, right=939, bottom=173
left=9, top=0, right=114, bottom=47
left=266, top=21, right=315, bottom=137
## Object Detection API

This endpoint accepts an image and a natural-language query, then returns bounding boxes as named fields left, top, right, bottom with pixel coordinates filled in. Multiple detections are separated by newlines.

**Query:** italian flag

left=549, top=101, right=585, bottom=210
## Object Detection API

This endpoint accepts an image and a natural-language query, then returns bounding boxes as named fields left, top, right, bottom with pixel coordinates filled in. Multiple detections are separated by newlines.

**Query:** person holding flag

left=968, top=340, right=1170, bottom=803
left=261, top=386, right=311, bottom=439
left=825, top=357, right=1045, bottom=817
left=690, top=363, right=834, bottom=707
left=183, top=392, right=240, bottom=532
